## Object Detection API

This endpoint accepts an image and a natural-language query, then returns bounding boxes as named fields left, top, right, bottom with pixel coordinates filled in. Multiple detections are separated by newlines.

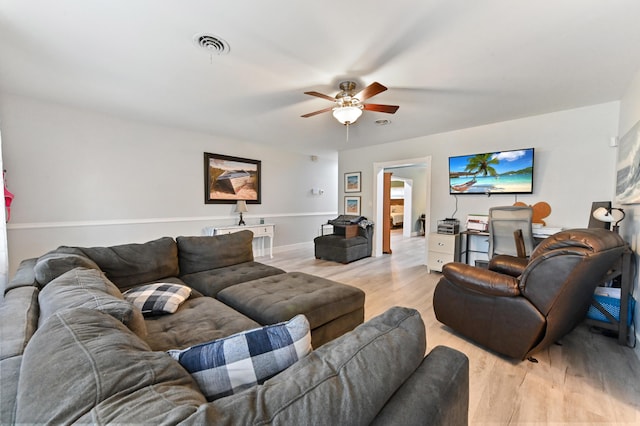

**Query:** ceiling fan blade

left=301, top=106, right=334, bottom=118
left=363, top=104, right=399, bottom=114
left=303, top=91, right=336, bottom=102
left=357, top=82, right=387, bottom=101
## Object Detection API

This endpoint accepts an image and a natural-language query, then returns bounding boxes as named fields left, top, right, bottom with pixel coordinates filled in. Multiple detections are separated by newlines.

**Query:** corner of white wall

left=618, top=66, right=640, bottom=361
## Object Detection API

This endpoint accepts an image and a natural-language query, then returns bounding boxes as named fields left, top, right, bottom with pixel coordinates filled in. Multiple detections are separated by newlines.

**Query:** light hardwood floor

left=262, top=231, right=640, bottom=425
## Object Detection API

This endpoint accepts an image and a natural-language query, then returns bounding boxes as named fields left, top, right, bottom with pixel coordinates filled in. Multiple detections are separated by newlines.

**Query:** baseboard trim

left=272, top=241, right=313, bottom=255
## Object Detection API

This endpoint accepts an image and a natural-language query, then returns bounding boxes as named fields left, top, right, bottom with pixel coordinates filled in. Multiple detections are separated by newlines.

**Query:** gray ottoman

left=217, top=272, right=365, bottom=348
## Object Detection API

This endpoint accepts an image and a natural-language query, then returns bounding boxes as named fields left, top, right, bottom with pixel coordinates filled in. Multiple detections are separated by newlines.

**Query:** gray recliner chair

left=314, top=216, right=374, bottom=264
left=433, top=228, right=626, bottom=361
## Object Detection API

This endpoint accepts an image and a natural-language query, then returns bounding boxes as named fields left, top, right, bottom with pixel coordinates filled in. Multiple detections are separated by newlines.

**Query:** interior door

left=383, top=172, right=392, bottom=254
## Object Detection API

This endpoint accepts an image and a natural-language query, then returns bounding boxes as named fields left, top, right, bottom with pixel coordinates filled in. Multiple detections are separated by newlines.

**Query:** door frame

left=372, top=156, right=432, bottom=264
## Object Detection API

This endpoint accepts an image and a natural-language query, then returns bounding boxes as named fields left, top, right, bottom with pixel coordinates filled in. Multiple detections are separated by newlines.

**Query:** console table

left=459, top=230, right=490, bottom=266
left=460, top=230, right=550, bottom=265
left=206, top=223, right=275, bottom=258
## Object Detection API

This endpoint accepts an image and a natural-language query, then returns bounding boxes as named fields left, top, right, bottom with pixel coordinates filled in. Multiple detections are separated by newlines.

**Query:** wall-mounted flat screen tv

left=449, top=148, right=534, bottom=195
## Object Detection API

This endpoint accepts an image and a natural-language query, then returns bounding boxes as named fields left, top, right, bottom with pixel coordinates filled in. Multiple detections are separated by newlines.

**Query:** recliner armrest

left=442, top=262, right=521, bottom=297
left=488, top=255, right=528, bottom=277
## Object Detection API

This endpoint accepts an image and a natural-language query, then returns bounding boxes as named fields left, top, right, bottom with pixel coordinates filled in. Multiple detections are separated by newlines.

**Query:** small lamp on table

left=235, top=200, right=248, bottom=226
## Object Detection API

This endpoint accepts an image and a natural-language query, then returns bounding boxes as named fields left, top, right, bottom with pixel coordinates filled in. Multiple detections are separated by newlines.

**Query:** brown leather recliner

left=433, top=228, right=626, bottom=360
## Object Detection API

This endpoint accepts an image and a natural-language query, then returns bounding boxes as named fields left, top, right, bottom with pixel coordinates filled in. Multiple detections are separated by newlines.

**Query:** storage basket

left=586, top=295, right=635, bottom=326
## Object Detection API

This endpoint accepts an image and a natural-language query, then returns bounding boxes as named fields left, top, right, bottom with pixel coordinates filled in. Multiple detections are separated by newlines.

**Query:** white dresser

left=206, top=223, right=275, bottom=258
left=427, top=233, right=460, bottom=273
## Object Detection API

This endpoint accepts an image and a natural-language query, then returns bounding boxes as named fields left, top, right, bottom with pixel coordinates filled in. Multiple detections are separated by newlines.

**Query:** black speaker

left=588, top=201, right=611, bottom=229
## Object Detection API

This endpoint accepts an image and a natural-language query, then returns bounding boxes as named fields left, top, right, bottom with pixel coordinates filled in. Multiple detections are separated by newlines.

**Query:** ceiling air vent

left=193, top=33, right=230, bottom=55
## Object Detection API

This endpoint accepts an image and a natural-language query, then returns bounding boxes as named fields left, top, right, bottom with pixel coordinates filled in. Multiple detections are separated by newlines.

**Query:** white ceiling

left=2, top=0, right=640, bottom=155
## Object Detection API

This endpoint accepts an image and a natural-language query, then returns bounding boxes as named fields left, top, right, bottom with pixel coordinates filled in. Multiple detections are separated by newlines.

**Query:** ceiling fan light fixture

left=333, top=106, right=363, bottom=125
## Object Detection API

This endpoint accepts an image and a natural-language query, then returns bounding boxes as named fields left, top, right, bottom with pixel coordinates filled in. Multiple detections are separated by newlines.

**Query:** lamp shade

left=332, top=106, right=363, bottom=125
left=592, top=207, right=624, bottom=223
left=234, top=200, right=248, bottom=213
left=592, top=207, right=613, bottom=222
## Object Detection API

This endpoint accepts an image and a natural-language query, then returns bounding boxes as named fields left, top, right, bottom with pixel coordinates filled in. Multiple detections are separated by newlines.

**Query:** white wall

left=618, top=68, right=640, bottom=358
left=340, top=102, right=620, bottom=232
left=0, top=131, right=7, bottom=289
left=0, top=94, right=338, bottom=277
left=386, top=166, right=427, bottom=234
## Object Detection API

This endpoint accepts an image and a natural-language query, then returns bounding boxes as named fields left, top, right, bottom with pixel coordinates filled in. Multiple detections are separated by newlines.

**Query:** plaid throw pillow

left=123, top=283, right=191, bottom=316
left=167, top=314, right=312, bottom=401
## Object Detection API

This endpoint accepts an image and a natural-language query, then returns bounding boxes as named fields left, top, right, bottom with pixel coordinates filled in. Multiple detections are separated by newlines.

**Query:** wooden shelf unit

left=584, top=246, right=633, bottom=345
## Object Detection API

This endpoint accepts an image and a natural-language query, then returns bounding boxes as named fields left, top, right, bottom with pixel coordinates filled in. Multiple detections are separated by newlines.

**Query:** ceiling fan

left=301, top=81, right=399, bottom=125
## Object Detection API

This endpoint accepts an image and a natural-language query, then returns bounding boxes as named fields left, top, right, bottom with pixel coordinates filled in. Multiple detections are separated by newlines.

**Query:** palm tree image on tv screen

left=449, top=149, right=534, bottom=194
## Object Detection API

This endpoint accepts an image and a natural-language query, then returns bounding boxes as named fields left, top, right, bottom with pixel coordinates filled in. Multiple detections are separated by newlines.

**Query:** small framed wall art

left=344, top=171, right=361, bottom=193
left=204, top=152, right=261, bottom=204
left=344, top=196, right=361, bottom=215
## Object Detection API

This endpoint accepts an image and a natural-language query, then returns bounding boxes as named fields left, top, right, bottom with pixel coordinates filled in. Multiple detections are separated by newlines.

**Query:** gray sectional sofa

left=0, top=230, right=469, bottom=425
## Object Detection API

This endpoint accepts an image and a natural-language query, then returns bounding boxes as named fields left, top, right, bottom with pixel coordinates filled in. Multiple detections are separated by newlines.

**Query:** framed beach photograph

left=204, top=152, right=261, bottom=204
left=344, top=171, right=361, bottom=193
left=344, top=196, right=361, bottom=215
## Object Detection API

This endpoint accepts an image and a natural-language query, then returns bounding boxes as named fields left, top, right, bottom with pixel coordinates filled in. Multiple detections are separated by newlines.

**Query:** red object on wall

left=4, top=170, right=14, bottom=222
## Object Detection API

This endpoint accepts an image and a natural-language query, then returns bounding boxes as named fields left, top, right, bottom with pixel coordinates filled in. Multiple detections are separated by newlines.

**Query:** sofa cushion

left=186, top=307, right=427, bottom=425
left=123, top=283, right=192, bottom=316
left=0, top=287, right=39, bottom=361
left=3, top=258, right=38, bottom=295
left=168, top=314, right=311, bottom=401
left=177, top=232, right=254, bottom=275
left=0, top=286, right=39, bottom=424
left=38, top=268, right=147, bottom=338
left=68, top=237, right=179, bottom=290
left=34, top=249, right=101, bottom=286
left=15, top=308, right=205, bottom=425
left=314, top=234, right=369, bottom=249
left=370, top=346, right=470, bottom=426
left=143, top=296, right=261, bottom=352
left=0, top=356, right=22, bottom=425
left=217, top=272, right=366, bottom=330
left=180, top=261, right=285, bottom=297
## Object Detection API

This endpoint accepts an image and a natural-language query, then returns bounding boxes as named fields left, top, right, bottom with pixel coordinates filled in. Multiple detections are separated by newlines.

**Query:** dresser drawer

left=427, top=252, right=456, bottom=272
left=250, top=226, right=273, bottom=237
left=428, top=234, right=458, bottom=254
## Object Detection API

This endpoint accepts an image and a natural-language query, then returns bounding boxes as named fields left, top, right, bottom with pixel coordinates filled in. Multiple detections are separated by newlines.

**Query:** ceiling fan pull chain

left=346, top=123, right=349, bottom=142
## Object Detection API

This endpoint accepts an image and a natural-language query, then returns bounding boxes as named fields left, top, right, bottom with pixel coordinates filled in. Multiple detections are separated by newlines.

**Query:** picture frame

left=615, top=119, right=640, bottom=204
left=344, top=196, right=361, bottom=215
left=344, top=171, right=361, bottom=193
left=204, top=152, right=261, bottom=204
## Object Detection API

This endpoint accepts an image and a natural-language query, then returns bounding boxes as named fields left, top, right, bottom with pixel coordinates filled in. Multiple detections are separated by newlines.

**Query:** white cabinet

left=206, top=224, right=275, bottom=258
left=427, top=233, right=460, bottom=273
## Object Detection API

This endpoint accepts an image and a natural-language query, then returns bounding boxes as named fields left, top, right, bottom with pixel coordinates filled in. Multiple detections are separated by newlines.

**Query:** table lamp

left=592, top=207, right=625, bottom=233
left=235, top=200, right=248, bottom=226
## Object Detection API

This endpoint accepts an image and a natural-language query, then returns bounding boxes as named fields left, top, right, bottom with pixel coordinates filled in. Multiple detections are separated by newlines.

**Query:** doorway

left=372, top=157, right=432, bottom=264
left=390, top=176, right=413, bottom=239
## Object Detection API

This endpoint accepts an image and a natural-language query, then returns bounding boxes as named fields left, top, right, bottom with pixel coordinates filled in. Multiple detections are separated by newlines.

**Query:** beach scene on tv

left=449, top=149, right=534, bottom=194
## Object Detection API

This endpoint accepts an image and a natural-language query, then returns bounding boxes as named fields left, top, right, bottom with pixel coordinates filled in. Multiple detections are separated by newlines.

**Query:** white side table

left=427, top=232, right=460, bottom=273
left=206, top=223, right=275, bottom=258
